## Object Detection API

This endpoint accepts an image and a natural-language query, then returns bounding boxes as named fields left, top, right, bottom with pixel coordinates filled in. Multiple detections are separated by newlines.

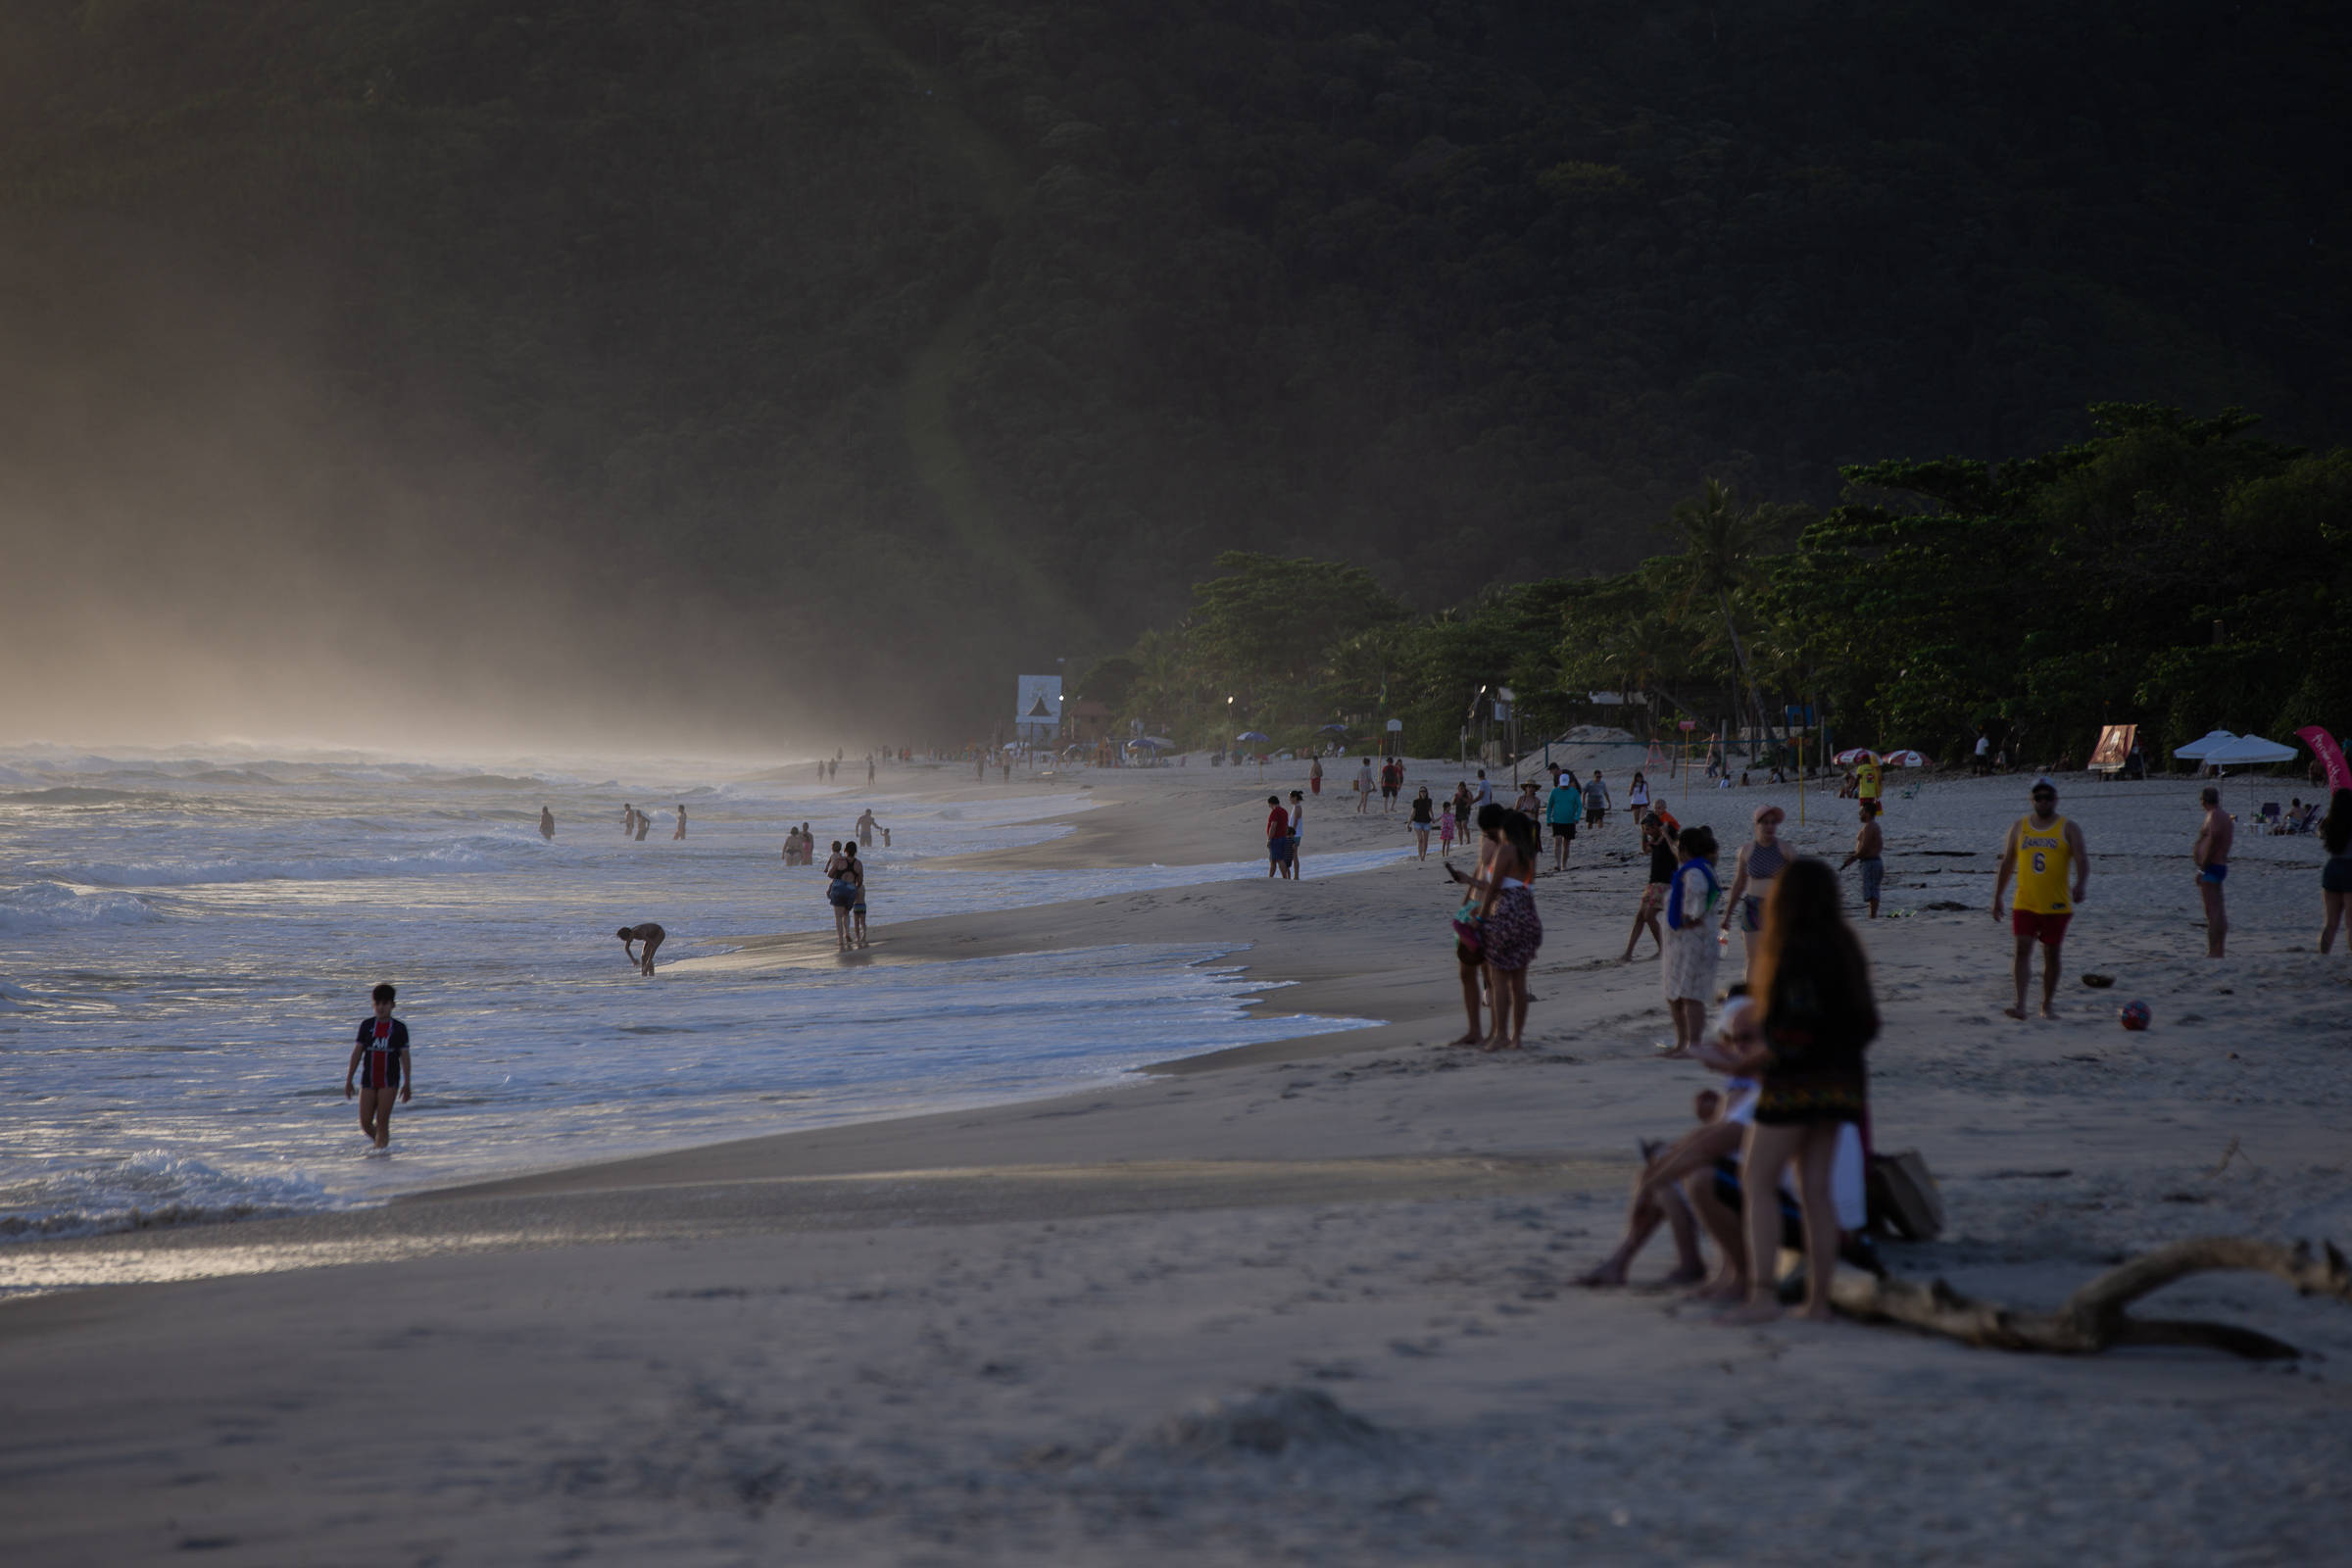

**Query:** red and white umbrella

left=1833, top=748, right=1878, bottom=764
left=1880, top=749, right=1933, bottom=768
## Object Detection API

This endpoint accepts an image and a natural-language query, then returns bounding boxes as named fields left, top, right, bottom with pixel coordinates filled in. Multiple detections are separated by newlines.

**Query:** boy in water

left=617, top=921, right=665, bottom=975
left=342, top=982, right=411, bottom=1150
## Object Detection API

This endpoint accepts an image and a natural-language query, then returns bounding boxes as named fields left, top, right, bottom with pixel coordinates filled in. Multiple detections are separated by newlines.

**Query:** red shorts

left=2011, top=909, right=2072, bottom=945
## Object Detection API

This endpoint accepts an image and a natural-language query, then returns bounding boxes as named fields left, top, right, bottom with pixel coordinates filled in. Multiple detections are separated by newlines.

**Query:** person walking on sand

left=342, top=982, right=411, bottom=1151
left=1451, top=781, right=1475, bottom=841
left=1627, top=770, right=1650, bottom=828
left=2193, top=785, right=2232, bottom=957
left=1265, top=795, right=1293, bottom=879
left=845, top=843, right=870, bottom=947
left=1838, top=799, right=1885, bottom=918
left=1714, top=858, right=1879, bottom=1325
left=1310, top=756, right=1323, bottom=797
left=1623, top=812, right=1678, bottom=960
left=1473, top=769, right=1494, bottom=811
left=1443, top=804, right=1506, bottom=1046
left=539, top=806, right=555, bottom=842
left=1585, top=769, right=1610, bottom=832
left=1354, top=757, right=1376, bottom=814
left=1544, top=769, right=1582, bottom=872
left=1721, top=806, right=1789, bottom=985
left=1438, top=800, right=1457, bottom=859
left=673, top=804, right=687, bottom=841
left=1991, top=778, right=2088, bottom=1019
left=1409, top=785, right=1435, bottom=860
left=1855, top=754, right=1884, bottom=814
left=1469, top=808, right=1544, bottom=1050
left=2320, top=788, right=2352, bottom=954
left=616, top=921, right=665, bottom=975
left=1660, top=825, right=1722, bottom=1055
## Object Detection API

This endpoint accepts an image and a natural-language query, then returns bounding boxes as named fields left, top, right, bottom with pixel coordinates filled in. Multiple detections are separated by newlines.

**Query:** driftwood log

left=1830, top=1237, right=2352, bottom=1359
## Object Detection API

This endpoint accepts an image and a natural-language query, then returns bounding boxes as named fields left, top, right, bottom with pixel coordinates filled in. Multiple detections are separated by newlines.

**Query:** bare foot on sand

left=1688, top=1276, right=1745, bottom=1303
left=1658, top=1263, right=1707, bottom=1287
left=2002, top=1005, right=2028, bottom=1019
left=1577, top=1263, right=1627, bottom=1289
left=2039, top=1004, right=2059, bottom=1019
left=1446, top=1033, right=1482, bottom=1048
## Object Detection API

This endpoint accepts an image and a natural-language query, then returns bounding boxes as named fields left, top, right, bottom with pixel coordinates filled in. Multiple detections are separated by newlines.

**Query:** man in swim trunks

left=617, top=921, right=665, bottom=975
left=2193, top=785, right=2232, bottom=957
left=1839, top=798, right=1885, bottom=918
left=856, top=808, right=880, bottom=847
left=342, top=982, right=411, bottom=1150
left=1991, top=779, right=2088, bottom=1018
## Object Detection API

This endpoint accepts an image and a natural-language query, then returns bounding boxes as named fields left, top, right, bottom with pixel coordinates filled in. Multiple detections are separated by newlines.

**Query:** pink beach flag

left=2298, top=726, right=2351, bottom=791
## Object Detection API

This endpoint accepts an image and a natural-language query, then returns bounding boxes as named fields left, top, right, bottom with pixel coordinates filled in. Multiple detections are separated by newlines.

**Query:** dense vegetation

left=1086, top=407, right=2352, bottom=768
left=2, top=1, right=2345, bottom=731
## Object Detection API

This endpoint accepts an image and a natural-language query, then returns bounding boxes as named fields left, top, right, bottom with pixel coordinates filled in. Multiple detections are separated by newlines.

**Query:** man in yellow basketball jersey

left=1990, top=778, right=2089, bottom=1018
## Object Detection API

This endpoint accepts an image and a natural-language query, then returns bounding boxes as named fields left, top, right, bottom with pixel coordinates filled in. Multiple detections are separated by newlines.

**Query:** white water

left=0, top=752, right=1398, bottom=1241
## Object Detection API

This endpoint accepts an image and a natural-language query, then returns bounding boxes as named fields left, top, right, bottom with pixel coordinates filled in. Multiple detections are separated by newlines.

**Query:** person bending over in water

left=617, top=921, right=665, bottom=975
left=342, top=982, right=411, bottom=1150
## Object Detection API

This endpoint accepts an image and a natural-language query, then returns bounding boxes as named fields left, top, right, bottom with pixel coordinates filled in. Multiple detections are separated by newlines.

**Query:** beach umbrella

left=2172, top=729, right=2237, bottom=760
left=1833, top=748, right=1878, bottom=764
left=2199, top=733, right=2297, bottom=766
left=1141, top=735, right=1175, bottom=748
left=1318, top=722, right=1350, bottom=734
left=1881, top=749, right=1932, bottom=768
left=1235, top=731, right=1272, bottom=743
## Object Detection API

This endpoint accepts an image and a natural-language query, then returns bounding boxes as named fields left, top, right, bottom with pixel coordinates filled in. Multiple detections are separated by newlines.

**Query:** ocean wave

left=0, top=786, right=158, bottom=806
left=0, top=1151, right=335, bottom=1242
left=0, top=881, right=163, bottom=935
left=66, top=837, right=531, bottom=888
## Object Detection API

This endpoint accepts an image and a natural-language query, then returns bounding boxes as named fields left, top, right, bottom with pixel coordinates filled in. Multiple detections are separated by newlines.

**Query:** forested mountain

left=3, top=0, right=2344, bottom=736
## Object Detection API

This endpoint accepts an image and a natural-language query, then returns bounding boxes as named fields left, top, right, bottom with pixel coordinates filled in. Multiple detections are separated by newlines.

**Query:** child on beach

left=1439, top=803, right=1457, bottom=858
left=342, top=982, right=411, bottom=1151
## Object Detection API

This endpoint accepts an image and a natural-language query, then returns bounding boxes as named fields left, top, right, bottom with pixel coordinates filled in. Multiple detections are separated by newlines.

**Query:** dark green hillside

left=2, top=0, right=2344, bottom=729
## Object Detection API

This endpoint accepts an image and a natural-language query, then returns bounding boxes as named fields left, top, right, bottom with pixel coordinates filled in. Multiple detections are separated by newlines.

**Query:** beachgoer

left=1660, top=825, right=1722, bottom=1055
left=1622, top=811, right=1677, bottom=960
left=1443, top=804, right=1505, bottom=1046
left=1474, top=769, right=1494, bottom=810
left=539, top=807, right=555, bottom=841
left=341, top=982, right=411, bottom=1150
left=782, top=826, right=801, bottom=864
left=1355, top=757, right=1376, bottom=814
left=1438, top=802, right=1457, bottom=858
left=1585, top=770, right=1610, bottom=831
left=824, top=843, right=856, bottom=950
left=1627, top=770, right=1650, bottom=827
left=1991, top=778, right=2088, bottom=1019
left=857, top=808, right=879, bottom=848
left=1451, top=781, right=1475, bottom=841
left=1409, top=786, right=1435, bottom=860
left=1381, top=757, right=1402, bottom=811
left=882, top=826, right=892, bottom=849
left=1838, top=799, right=1885, bottom=918
left=1266, top=795, right=1292, bottom=878
left=1716, top=858, right=1879, bottom=1324
left=1515, top=778, right=1542, bottom=819
left=1975, top=731, right=1991, bottom=776
left=846, top=844, right=869, bottom=947
left=1720, top=805, right=1788, bottom=985
left=1471, top=810, right=1543, bottom=1050
left=1855, top=756, right=1884, bottom=813
left=2193, top=785, right=2231, bottom=957
left=617, top=921, right=664, bottom=976
left=1545, top=770, right=1582, bottom=872
left=1288, top=790, right=1307, bottom=879
left=1577, top=1077, right=1732, bottom=1289
left=866, top=754, right=876, bottom=787
left=1310, top=757, right=1323, bottom=796
left=634, top=808, right=651, bottom=842
left=621, top=803, right=635, bottom=836
left=673, top=805, right=687, bottom=841
left=2321, top=788, right=2352, bottom=955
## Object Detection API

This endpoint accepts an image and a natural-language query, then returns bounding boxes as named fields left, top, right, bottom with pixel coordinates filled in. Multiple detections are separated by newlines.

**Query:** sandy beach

left=5, top=755, right=2349, bottom=1564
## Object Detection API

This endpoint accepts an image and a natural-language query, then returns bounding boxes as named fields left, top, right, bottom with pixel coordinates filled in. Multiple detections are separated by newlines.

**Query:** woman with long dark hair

left=1469, top=808, right=1544, bottom=1050
left=1721, top=857, right=1878, bottom=1323
left=2322, top=788, right=2352, bottom=955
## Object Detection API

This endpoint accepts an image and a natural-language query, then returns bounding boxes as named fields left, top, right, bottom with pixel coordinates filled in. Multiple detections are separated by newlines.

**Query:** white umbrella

left=1881, top=749, right=1933, bottom=768
left=2172, top=729, right=2237, bottom=760
left=2200, top=733, right=2297, bottom=766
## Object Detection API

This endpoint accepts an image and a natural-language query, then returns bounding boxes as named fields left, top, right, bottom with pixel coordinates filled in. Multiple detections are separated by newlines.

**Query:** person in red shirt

left=1265, top=795, right=1294, bottom=878
left=342, top=982, right=411, bottom=1151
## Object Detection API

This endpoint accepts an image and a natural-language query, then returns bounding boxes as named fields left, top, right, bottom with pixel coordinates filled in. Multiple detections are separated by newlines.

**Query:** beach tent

left=2199, top=734, right=2297, bottom=767
left=2172, top=729, right=2237, bottom=760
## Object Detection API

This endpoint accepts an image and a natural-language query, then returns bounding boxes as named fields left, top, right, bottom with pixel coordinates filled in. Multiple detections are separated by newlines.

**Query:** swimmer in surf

left=539, top=807, right=555, bottom=841
left=617, top=921, right=665, bottom=975
left=342, top=982, right=411, bottom=1150
left=673, top=804, right=687, bottom=841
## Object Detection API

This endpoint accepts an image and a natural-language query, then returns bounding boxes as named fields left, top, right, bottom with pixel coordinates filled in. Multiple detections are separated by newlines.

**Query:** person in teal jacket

left=1546, top=770, right=1585, bottom=871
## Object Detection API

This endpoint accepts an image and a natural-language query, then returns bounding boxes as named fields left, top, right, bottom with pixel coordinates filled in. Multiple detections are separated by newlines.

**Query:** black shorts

left=1551, top=822, right=1575, bottom=841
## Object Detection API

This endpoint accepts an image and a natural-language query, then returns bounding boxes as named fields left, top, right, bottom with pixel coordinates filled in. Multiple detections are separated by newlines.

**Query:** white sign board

left=1014, top=674, right=1063, bottom=740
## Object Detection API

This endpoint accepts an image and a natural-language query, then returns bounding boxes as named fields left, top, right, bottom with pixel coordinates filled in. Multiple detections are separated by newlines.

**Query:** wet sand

left=4, top=756, right=2348, bottom=1562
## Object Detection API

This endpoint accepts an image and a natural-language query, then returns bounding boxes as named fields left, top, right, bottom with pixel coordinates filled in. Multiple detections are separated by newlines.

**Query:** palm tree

left=1672, top=479, right=1775, bottom=752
